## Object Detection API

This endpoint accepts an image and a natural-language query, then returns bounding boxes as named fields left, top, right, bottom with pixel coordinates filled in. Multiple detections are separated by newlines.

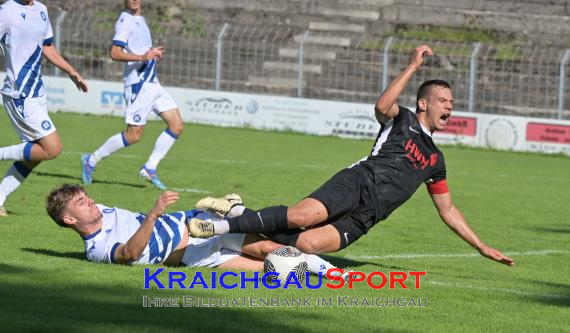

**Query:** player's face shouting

left=425, top=86, right=453, bottom=131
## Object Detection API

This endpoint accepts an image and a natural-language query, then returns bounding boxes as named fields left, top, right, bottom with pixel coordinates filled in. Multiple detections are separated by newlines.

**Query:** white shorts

left=2, top=94, right=56, bottom=142
left=123, top=82, right=177, bottom=125
left=181, top=233, right=246, bottom=268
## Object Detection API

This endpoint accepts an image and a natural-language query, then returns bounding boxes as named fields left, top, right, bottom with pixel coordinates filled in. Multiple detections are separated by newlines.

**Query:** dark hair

left=46, top=184, right=85, bottom=228
left=415, top=80, right=451, bottom=112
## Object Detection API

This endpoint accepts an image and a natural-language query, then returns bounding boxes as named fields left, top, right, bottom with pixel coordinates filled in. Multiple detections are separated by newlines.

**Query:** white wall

left=18, top=74, right=570, bottom=156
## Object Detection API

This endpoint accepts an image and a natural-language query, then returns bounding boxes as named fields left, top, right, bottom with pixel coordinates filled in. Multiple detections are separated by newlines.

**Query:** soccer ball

left=264, top=246, right=308, bottom=284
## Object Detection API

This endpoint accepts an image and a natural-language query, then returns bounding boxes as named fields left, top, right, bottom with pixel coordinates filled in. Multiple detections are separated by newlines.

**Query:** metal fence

left=3, top=10, right=570, bottom=120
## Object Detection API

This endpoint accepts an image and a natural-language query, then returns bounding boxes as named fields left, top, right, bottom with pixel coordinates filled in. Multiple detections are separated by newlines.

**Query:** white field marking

left=455, top=170, right=570, bottom=182
left=344, top=249, right=570, bottom=260
left=426, top=280, right=567, bottom=299
left=171, top=187, right=211, bottom=194
left=65, top=151, right=334, bottom=170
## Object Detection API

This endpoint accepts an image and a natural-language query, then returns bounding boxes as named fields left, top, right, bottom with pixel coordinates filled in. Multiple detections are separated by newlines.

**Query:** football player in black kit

left=190, top=45, right=515, bottom=267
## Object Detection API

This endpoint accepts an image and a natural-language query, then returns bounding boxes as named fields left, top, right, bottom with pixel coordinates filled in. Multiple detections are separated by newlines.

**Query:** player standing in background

left=190, top=45, right=515, bottom=267
left=81, top=0, right=184, bottom=190
left=0, top=0, right=88, bottom=216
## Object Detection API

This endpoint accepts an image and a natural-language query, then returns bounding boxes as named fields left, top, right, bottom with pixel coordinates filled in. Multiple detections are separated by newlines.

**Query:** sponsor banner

left=440, top=115, right=477, bottom=136
left=167, top=87, right=381, bottom=138
left=527, top=122, right=570, bottom=144
left=42, top=75, right=125, bottom=116
left=433, top=113, right=479, bottom=146
left=4, top=73, right=569, bottom=155
left=525, top=121, right=570, bottom=155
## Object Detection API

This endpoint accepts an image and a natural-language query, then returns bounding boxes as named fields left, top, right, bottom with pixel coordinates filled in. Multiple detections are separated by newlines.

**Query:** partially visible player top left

left=0, top=0, right=53, bottom=99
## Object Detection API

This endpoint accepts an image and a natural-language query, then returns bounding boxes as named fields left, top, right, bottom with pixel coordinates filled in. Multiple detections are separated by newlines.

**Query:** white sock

left=0, top=142, right=28, bottom=160
left=0, top=162, right=30, bottom=206
left=212, top=219, right=230, bottom=235
left=144, top=129, right=177, bottom=170
left=305, top=254, right=337, bottom=275
left=227, top=205, right=246, bottom=218
left=90, top=133, right=128, bottom=167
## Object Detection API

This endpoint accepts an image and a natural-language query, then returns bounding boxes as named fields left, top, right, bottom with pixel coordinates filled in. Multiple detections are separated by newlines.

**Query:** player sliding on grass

left=81, top=0, right=184, bottom=190
left=189, top=45, right=515, bottom=267
left=0, top=0, right=88, bottom=216
left=45, top=185, right=338, bottom=274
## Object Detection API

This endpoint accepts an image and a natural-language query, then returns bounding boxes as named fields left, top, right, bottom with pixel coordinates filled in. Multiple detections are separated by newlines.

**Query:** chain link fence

left=2, top=9, right=569, bottom=120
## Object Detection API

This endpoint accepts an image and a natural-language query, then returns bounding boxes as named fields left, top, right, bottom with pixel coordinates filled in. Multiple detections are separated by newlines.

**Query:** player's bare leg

left=240, top=234, right=282, bottom=258
left=0, top=132, right=61, bottom=215
left=295, top=224, right=342, bottom=254
left=218, top=255, right=264, bottom=271
left=237, top=233, right=340, bottom=275
left=287, top=198, right=329, bottom=228
left=159, top=108, right=184, bottom=138
left=124, top=124, right=145, bottom=144
left=26, top=132, right=62, bottom=161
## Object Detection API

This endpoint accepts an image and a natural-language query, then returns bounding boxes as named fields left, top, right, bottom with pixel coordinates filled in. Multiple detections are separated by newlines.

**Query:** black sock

left=228, top=205, right=288, bottom=233
left=262, top=229, right=302, bottom=247
left=242, top=207, right=255, bottom=215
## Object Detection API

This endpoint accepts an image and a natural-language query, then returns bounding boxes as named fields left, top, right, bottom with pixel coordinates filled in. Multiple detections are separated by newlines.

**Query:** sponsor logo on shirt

left=404, top=139, right=433, bottom=170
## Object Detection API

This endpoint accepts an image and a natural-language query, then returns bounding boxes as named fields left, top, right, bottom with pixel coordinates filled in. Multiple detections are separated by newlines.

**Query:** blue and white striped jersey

left=112, top=11, right=158, bottom=88
left=83, top=204, right=187, bottom=265
left=0, top=0, right=53, bottom=99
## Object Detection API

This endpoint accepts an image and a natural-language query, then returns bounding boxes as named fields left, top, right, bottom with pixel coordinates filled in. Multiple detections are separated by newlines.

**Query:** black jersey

left=352, top=106, right=446, bottom=221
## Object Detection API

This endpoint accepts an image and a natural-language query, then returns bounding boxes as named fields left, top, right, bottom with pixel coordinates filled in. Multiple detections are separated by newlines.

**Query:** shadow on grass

left=527, top=224, right=570, bottom=234
left=22, top=247, right=85, bottom=261
left=21, top=248, right=427, bottom=276
left=35, top=171, right=146, bottom=188
left=0, top=262, right=38, bottom=274
left=527, top=280, right=570, bottom=307
left=0, top=276, right=414, bottom=333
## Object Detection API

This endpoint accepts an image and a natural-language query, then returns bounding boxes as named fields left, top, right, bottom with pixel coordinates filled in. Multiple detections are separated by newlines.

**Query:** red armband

left=426, top=179, right=449, bottom=194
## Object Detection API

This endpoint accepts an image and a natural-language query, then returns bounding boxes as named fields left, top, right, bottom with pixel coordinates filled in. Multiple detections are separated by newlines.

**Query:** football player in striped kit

left=81, top=0, right=184, bottom=190
left=0, top=0, right=88, bottom=216
left=45, top=185, right=338, bottom=275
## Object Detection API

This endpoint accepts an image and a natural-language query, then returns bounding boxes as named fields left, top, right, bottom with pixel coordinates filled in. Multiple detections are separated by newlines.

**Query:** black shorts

left=307, top=168, right=376, bottom=249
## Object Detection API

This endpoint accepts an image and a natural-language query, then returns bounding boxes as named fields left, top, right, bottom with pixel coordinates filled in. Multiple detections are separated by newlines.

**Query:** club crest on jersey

left=40, top=11, right=47, bottom=21
left=41, top=120, right=51, bottom=130
left=21, top=13, right=26, bottom=20
left=429, top=153, right=438, bottom=166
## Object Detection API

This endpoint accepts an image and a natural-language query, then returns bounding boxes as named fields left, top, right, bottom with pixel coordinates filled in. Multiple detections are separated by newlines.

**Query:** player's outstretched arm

left=429, top=191, right=515, bottom=266
left=114, top=191, right=179, bottom=264
left=110, top=45, right=164, bottom=62
left=42, top=44, right=88, bottom=92
left=374, top=45, right=433, bottom=123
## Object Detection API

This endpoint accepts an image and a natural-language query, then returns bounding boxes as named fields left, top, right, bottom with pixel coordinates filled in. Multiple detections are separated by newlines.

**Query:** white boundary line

left=64, top=151, right=570, bottom=180
left=427, top=280, right=567, bottom=299
left=345, top=249, right=570, bottom=260
left=63, top=151, right=337, bottom=170
left=170, top=187, right=211, bottom=194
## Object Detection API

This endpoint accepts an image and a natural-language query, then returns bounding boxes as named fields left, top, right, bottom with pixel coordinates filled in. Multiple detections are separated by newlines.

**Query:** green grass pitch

left=0, top=111, right=568, bottom=332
